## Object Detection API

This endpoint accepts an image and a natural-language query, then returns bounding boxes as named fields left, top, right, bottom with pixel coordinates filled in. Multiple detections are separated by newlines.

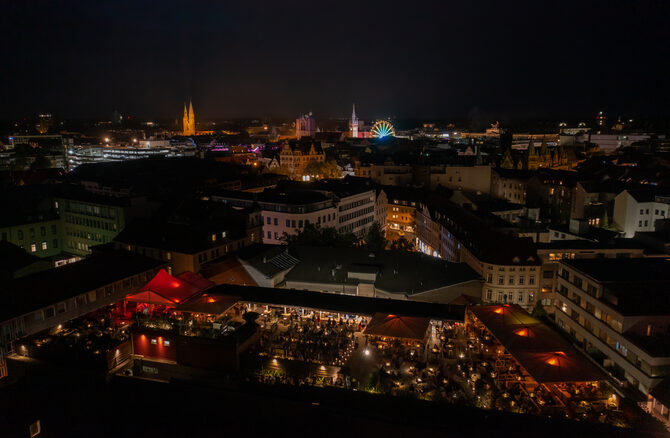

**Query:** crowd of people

left=257, top=311, right=358, bottom=365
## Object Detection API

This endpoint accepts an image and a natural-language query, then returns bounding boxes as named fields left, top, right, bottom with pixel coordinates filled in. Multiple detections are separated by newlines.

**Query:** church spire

left=350, top=103, right=359, bottom=138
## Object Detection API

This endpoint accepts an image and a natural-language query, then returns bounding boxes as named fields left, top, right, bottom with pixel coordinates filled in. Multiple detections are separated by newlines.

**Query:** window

left=30, top=243, right=36, bottom=252
left=639, top=221, right=643, bottom=227
left=267, top=231, right=271, bottom=239
left=18, top=230, right=23, bottom=240
left=640, top=209, right=644, bottom=215
left=274, top=218, right=278, bottom=226
left=646, top=209, right=649, bottom=214
left=286, top=219, right=290, bottom=227
left=298, top=220, right=303, bottom=228
left=487, top=273, right=493, bottom=283
left=292, top=220, right=296, bottom=228
left=518, top=293, right=524, bottom=303
left=164, top=340, right=171, bottom=347
left=644, top=220, right=648, bottom=226
left=51, top=224, right=57, bottom=234
left=486, top=289, right=492, bottom=300
left=498, top=275, right=504, bottom=285
left=40, top=226, right=46, bottom=236
left=41, top=241, right=47, bottom=250
left=75, top=295, right=88, bottom=308
left=56, top=302, right=67, bottom=313
left=508, top=277, right=515, bottom=285
left=43, top=307, right=55, bottom=319
left=519, top=276, right=525, bottom=285
left=543, top=270, right=553, bottom=279
left=529, top=276, right=535, bottom=285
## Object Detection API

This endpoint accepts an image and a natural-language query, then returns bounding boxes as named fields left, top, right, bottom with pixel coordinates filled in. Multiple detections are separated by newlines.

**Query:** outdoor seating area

left=251, top=306, right=362, bottom=366
left=14, top=306, right=132, bottom=370
left=464, top=304, right=627, bottom=426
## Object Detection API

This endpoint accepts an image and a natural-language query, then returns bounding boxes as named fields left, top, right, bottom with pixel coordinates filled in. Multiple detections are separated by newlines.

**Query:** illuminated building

left=213, top=179, right=377, bottom=243
left=349, top=104, right=359, bottom=138
left=613, top=188, right=670, bottom=237
left=279, top=138, right=324, bottom=180
left=36, top=113, right=53, bottom=134
left=182, top=99, right=196, bottom=136
left=554, top=258, right=670, bottom=395
left=295, top=112, right=316, bottom=139
left=54, top=186, right=131, bottom=257
left=596, top=110, right=606, bottom=128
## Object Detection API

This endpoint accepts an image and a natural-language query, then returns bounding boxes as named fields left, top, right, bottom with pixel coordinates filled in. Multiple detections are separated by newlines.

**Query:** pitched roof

left=125, top=269, right=203, bottom=305
left=470, top=305, right=604, bottom=383
left=0, top=250, right=164, bottom=322
left=363, top=313, right=431, bottom=340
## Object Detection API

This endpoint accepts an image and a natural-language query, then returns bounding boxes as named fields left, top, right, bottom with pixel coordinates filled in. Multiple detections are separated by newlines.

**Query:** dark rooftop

left=283, top=246, right=482, bottom=295
left=209, top=284, right=465, bottom=321
left=0, top=249, right=164, bottom=322
left=562, top=257, right=670, bottom=283
left=114, top=199, right=256, bottom=254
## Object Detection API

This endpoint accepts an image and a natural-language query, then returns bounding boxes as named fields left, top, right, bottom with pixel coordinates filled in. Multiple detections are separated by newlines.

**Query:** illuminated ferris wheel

left=370, top=120, right=395, bottom=138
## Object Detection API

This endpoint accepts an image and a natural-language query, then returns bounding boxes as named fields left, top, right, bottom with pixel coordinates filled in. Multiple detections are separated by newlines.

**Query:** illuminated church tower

left=350, top=104, right=358, bottom=138
left=182, top=99, right=196, bottom=136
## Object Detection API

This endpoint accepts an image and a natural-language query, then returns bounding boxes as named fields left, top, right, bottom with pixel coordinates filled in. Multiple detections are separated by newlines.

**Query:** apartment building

left=554, top=258, right=670, bottom=394
left=613, top=189, right=670, bottom=237
left=0, top=249, right=164, bottom=378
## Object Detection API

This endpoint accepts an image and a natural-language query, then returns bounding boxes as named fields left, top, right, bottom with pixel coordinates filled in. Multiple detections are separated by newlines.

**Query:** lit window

left=30, top=243, right=36, bottom=252
left=151, top=338, right=157, bottom=345
left=41, top=241, right=47, bottom=250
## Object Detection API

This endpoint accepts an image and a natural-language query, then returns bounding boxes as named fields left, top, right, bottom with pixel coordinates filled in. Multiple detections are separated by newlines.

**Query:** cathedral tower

left=350, top=104, right=358, bottom=138
left=182, top=99, right=196, bottom=136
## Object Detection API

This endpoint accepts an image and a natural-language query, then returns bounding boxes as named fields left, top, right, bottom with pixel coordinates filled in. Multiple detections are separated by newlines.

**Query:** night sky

left=2, top=1, right=670, bottom=121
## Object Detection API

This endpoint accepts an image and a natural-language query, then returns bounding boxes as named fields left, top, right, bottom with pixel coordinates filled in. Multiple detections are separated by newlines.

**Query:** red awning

left=125, top=269, right=202, bottom=305
left=363, top=313, right=430, bottom=340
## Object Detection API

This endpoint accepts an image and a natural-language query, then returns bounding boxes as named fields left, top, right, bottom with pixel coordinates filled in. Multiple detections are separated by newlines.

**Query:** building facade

left=554, top=258, right=670, bottom=395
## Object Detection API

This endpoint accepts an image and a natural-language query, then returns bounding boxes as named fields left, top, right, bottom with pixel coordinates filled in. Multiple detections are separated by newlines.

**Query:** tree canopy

left=282, top=223, right=357, bottom=247
left=304, top=160, right=341, bottom=179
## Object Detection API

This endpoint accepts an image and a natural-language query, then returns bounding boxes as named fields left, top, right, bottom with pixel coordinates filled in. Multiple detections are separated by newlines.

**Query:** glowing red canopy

left=125, top=269, right=202, bottom=305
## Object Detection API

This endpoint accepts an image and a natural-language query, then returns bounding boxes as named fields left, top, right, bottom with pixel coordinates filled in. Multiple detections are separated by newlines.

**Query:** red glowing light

left=514, top=328, right=529, bottom=337
left=207, top=297, right=216, bottom=303
left=493, top=308, right=504, bottom=314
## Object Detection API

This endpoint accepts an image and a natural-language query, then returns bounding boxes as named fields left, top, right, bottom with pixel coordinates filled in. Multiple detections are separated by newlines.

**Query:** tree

left=390, top=236, right=414, bottom=252
left=531, top=300, right=548, bottom=320
left=364, top=223, right=386, bottom=252
left=304, top=160, right=341, bottom=180
left=283, top=223, right=357, bottom=247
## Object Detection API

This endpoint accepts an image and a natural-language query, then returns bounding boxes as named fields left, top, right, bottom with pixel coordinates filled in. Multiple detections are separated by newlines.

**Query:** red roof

left=176, top=271, right=215, bottom=291
left=125, top=269, right=202, bottom=305
left=469, top=305, right=604, bottom=383
left=363, top=313, right=430, bottom=340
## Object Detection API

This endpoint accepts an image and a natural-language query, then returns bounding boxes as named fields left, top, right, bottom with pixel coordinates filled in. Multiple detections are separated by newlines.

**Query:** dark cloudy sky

left=2, top=1, right=669, bottom=121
